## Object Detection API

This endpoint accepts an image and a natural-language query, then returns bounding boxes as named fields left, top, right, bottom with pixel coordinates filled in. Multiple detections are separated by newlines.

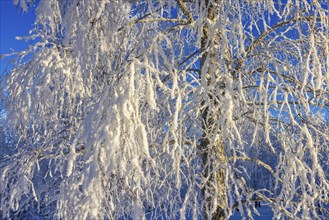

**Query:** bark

left=199, top=0, right=228, bottom=219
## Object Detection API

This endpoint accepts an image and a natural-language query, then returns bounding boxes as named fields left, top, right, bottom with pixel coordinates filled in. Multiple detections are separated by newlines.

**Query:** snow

left=1, top=0, right=328, bottom=219
left=230, top=205, right=273, bottom=220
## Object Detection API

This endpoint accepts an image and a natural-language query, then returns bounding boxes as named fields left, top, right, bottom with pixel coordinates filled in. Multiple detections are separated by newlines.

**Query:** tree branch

left=228, top=156, right=278, bottom=179
left=137, top=17, right=186, bottom=24
left=176, top=0, right=194, bottom=24
left=233, top=15, right=319, bottom=74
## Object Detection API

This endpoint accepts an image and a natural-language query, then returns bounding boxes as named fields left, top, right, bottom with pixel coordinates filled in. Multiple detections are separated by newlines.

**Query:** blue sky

left=0, top=0, right=36, bottom=73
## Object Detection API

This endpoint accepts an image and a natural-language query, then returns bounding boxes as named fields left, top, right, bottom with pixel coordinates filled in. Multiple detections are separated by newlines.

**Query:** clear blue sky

left=0, top=0, right=36, bottom=73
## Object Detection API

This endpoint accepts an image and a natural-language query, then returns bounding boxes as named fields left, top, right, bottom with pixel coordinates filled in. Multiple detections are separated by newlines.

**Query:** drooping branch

left=228, top=156, right=281, bottom=182
left=233, top=15, right=321, bottom=74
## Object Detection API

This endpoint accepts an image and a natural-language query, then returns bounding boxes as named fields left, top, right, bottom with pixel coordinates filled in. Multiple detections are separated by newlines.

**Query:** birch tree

left=1, top=0, right=328, bottom=219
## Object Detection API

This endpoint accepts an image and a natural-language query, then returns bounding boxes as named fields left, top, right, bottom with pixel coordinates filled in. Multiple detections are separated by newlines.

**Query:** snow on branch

left=1, top=0, right=328, bottom=219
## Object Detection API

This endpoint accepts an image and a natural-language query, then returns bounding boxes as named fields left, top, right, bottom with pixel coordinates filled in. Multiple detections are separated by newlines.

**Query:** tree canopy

left=1, top=0, right=328, bottom=219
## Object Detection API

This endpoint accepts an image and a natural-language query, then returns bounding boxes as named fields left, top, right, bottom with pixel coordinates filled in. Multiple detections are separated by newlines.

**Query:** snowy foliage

left=1, top=0, right=329, bottom=219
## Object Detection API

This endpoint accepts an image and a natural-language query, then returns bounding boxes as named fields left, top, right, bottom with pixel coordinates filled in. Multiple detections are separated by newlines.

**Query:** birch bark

left=199, top=1, right=229, bottom=219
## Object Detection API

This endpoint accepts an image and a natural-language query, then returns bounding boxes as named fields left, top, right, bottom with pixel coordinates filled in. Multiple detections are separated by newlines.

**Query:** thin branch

left=137, top=17, right=186, bottom=24
left=233, top=15, right=318, bottom=74
left=176, top=0, right=194, bottom=24
left=228, top=156, right=278, bottom=181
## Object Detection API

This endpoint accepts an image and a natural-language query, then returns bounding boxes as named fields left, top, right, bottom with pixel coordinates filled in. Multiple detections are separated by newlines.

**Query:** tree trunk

left=199, top=0, right=228, bottom=219
left=200, top=137, right=227, bottom=220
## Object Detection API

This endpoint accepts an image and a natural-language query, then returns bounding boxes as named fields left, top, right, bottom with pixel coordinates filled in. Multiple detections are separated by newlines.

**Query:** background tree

left=1, top=0, right=328, bottom=219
